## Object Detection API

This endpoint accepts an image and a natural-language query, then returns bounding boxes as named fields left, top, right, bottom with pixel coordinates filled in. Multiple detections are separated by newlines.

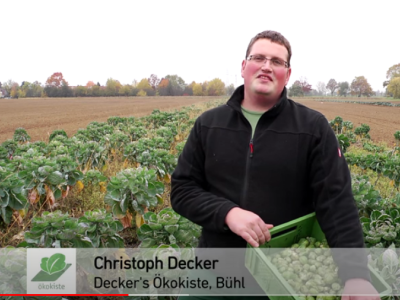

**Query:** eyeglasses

left=247, top=55, right=289, bottom=68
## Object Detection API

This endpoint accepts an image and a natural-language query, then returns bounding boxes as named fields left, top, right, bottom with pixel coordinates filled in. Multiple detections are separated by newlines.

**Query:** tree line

left=0, top=73, right=236, bottom=98
left=288, top=63, right=400, bottom=98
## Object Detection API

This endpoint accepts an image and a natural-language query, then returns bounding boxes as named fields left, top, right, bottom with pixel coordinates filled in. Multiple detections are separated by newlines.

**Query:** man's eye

left=253, top=56, right=265, bottom=62
left=272, top=59, right=283, bottom=66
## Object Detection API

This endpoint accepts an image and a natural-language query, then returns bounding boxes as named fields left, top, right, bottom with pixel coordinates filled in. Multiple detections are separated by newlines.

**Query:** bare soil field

left=0, top=96, right=224, bottom=142
left=1, top=96, right=399, bottom=144
left=295, top=99, right=400, bottom=144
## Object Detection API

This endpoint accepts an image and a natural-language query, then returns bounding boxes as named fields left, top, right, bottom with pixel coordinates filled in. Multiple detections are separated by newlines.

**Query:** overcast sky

left=1, top=1, right=399, bottom=92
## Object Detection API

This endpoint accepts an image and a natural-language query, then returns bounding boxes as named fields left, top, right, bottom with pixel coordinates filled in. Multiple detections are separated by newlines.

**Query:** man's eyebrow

left=251, top=53, right=285, bottom=60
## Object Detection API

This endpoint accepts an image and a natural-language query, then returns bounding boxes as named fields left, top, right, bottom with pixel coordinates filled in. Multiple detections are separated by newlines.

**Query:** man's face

left=241, top=39, right=291, bottom=100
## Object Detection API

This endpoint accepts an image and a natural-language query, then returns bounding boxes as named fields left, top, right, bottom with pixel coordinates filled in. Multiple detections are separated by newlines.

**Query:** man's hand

left=342, top=278, right=380, bottom=300
left=225, top=207, right=273, bottom=247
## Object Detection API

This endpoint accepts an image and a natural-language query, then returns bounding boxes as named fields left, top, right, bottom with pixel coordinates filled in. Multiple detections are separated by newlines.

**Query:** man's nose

left=261, top=59, right=273, bottom=70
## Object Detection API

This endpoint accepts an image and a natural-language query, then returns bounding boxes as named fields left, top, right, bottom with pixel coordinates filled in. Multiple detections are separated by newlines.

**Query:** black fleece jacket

left=171, top=85, right=370, bottom=282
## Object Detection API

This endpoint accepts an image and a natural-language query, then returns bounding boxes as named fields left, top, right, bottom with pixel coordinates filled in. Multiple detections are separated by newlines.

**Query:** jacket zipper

left=240, top=138, right=253, bottom=206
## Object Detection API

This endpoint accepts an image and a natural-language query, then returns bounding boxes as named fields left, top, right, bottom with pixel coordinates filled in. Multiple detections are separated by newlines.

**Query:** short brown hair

left=245, top=30, right=292, bottom=67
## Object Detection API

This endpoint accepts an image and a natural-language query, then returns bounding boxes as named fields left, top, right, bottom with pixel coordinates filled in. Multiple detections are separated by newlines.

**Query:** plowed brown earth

left=294, top=99, right=400, bottom=144
left=0, top=96, right=224, bottom=143
left=1, top=97, right=399, bottom=144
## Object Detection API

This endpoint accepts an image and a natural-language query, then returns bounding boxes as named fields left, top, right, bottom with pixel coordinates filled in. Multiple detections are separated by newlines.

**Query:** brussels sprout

left=306, top=280, right=317, bottom=287
left=303, top=264, right=311, bottom=271
left=291, top=282, right=302, bottom=292
left=301, top=285, right=309, bottom=294
left=292, top=264, right=302, bottom=273
left=317, top=267, right=326, bottom=276
left=324, top=273, right=336, bottom=285
left=331, top=283, right=341, bottom=291
left=309, top=288, right=319, bottom=295
left=291, top=243, right=299, bottom=248
left=291, top=252, right=299, bottom=261
left=316, top=255, right=325, bottom=262
left=300, top=273, right=310, bottom=282
left=299, top=255, right=308, bottom=264
left=313, top=274, right=322, bottom=281
left=307, top=295, right=316, bottom=300
left=314, top=278, right=324, bottom=286
left=308, top=252, right=317, bottom=260
left=325, top=256, right=334, bottom=265
left=282, top=249, right=292, bottom=257
left=278, top=266, right=287, bottom=273
left=309, top=265, right=316, bottom=272
left=282, top=271, right=293, bottom=281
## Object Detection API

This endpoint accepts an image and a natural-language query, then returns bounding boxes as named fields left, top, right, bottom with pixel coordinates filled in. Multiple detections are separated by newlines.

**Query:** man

left=171, top=30, right=379, bottom=299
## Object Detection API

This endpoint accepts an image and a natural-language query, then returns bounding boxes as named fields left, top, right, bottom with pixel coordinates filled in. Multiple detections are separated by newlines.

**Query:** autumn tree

left=75, top=86, right=87, bottom=97
left=297, top=77, right=312, bottom=95
left=202, top=81, right=208, bottom=96
left=164, top=75, right=186, bottom=96
left=316, top=81, right=327, bottom=96
left=148, top=74, right=161, bottom=90
left=106, top=78, right=122, bottom=96
left=44, top=72, right=72, bottom=97
left=338, top=81, right=349, bottom=97
left=350, top=76, right=373, bottom=97
left=207, top=78, right=225, bottom=96
left=136, top=78, right=154, bottom=96
left=92, top=85, right=101, bottom=97
left=137, top=78, right=152, bottom=90
left=2, top=80, right=17, bottom=96
left=46, top=72, right=68, bottom=87
left=386, top=63, right=400, bottom=80
left=384, top=64, right=400, bottom=93
left=192, top=83, right=203, bottom=96
left=288, top=81, right=303, bottom=97
left=157, top=78, right=169, bottom=96
left=20, top=81, right=43, bottom=98
left=119, top=84, right=133, bottom=96
left=86, top=81, right=95, bottom=88
left=10, top=82, right=20, bottom=98
left=387, top=77, right=400, bottom=99
left=326, top=79, right=338, bottom=96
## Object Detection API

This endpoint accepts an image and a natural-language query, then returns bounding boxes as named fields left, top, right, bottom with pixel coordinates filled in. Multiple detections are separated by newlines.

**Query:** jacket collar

left=227, top=85, right=288, bottom=118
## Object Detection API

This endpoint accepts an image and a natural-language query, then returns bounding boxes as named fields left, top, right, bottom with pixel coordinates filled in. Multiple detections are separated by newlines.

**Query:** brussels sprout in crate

left=245, top=213, right=392, bottom=300
left=137, top=208, right=201, bottom=248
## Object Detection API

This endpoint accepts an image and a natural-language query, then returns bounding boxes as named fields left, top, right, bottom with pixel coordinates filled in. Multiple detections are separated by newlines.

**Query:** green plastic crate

left=245, top=212, right=392, bottom=300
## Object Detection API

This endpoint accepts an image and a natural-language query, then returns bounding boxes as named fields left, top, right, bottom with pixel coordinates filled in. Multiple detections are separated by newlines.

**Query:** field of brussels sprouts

left=1, top=98, right=400, bottom=299
left=0, top=101, right=226, bottom=250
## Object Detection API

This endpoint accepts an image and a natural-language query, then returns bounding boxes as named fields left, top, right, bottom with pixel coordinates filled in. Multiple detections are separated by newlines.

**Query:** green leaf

left=164, top=224, right=179, bottom=234
left=112, top=203, right=124, bottom=218
left=9, top=192, right=28, bottom=210
left=0, top=206, right=13, bottom=224
left=139, top=238, right=157, bottom=248
left=54, top=188, right=62, bottom=200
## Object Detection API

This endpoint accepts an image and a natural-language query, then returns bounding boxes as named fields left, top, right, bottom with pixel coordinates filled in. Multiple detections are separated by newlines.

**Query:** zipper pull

left=249, top=139, right=254, bottom=158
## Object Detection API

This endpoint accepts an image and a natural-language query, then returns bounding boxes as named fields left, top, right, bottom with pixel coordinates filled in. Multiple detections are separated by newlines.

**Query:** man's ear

left=241, top=60, right=247, bottom=78
left=285, top=67, right=292, bottom=85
